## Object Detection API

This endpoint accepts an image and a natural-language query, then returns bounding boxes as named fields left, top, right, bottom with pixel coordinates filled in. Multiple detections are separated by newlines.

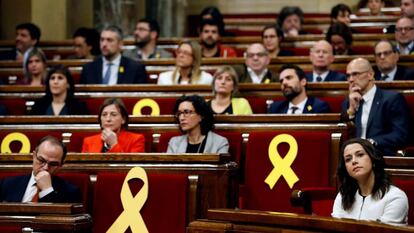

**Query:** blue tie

left=316, top=76, right=322, bottom=82
left=103, top=63, right=113, bottom=84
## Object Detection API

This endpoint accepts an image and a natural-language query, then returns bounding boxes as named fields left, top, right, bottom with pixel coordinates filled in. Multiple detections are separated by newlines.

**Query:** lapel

left=325, top=71, right=332, bottom=81
left=204, top=131, right=213, bottom=152
left=395, top=66, right=403, bottom=80
left=303, top=97, right=314, bottom=113
left=366, top=88, right=381, bottom=132
left=117, top=56, right=126, bottom=84
left=95, top=58, right=104, bottom=83
left=15, top=175, right=31, bottom=201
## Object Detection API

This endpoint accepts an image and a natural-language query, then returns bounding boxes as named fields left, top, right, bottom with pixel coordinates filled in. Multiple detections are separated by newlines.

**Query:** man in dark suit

left=0, top=136, right=81, bottom=203
left=342, top=58, right=409, bottom=156
left=268, top=64, right=330, bottom=114
left=306, top=40, right=346, bottom=82
left=395, top=16, right=414, bottom=55
left=373, top=39, right=414, bottom=81
left=80, top=25, right=147, bottom=84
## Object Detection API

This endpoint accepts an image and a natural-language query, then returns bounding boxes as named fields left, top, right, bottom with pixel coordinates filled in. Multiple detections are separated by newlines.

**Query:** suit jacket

left=80, top=56, right=147, bottom=84
left=30, top=97, right=89, bottom=115
left=373, top=65, right=414, bottom=81
left=0, top=174, right=81, bottom=203
left=82, top=130, right=145, bottom=153
left=167, top=131, right=229, bottom=154
left=268, top=96, right=330, bottom=114
left=342, top=87, right=410, bottom=156
left=306, top=70, right=346, bottom=82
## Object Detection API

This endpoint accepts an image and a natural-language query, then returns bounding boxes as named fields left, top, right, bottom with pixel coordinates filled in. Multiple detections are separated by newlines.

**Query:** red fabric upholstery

left=319, top=96, right=346, bottom=113
left=0, top=98, right=29, bottom=115
left=242, top=131, right=331, bottom=213
left=0, top=226, right=22, bottom=233
left=0, top=131, right=62, bottom=153
left=56, top=173, right=91, bottom=211
left=393, top=179, right=414, bottom=225
left=92, top=172, right=188, bottom=233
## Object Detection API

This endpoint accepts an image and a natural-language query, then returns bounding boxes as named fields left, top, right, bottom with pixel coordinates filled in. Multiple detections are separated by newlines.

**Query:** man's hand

left=35, top=170, right=52, bottom=191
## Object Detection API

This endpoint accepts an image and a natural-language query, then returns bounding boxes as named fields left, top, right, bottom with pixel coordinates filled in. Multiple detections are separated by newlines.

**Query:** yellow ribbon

left=132, top=98, right=160, bottom=116
left=107, top=167, right=149, bottom=233
left=264, top=134, right=299, bottom=189
left=1, top=132, right=31, bottom=153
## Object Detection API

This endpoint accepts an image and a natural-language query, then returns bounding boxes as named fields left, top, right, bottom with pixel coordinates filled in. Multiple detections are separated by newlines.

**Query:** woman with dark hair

left=168, top=95, right=229, bottom=153
left=330, top=3, right=352, bottom=26
left=30, top=65, right=88, bottom=115
left=326, top=22, right=354, bottom=55
left=157, top=40, right=213, bottom=85
left=276, top=6, right=306, bottom=37
left=20, top=47, right=48, bottom=85
left=262, top=24, right=294, bottom=57
left=209, top=66, right=252, bottom=115
left=332, top=138, right=408, bottom=225
left=82, top=98, right=145, bottom=153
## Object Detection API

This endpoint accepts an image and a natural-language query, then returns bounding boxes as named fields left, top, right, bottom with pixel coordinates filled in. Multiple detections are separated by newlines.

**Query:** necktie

left=381, top=75, right=388, bottom=81
left=291, top=106, right=299, bottom=114
left=316, top=76, right=322, bottom=82
left=103, top=63, right=113, bottom=84
left=355, top=99, right=364, bottom=137
left=102, top=143, right=110, bottom=153
left=31, top=185, right=39, bottom=202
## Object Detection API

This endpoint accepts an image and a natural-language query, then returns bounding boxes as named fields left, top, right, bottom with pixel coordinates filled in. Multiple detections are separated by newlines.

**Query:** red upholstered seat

left=57, top=173, right=91, bottom=211
left=92, top=172, right=189, bottom=233
left=0, top=131, right=62, bottom=153
left=394, top=179, right=414, bottom=225
left=240, top=131, right=331, bottom=213
left=0, top=226, right=22, bottom=233
left=319, top=96, right=346, bottom=113
left=0, top=98, right=30, bottom=115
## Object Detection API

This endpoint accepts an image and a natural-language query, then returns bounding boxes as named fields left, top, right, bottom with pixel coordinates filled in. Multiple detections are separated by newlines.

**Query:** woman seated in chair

left=332, top=138, right=408, bottom=225
left=19, top=47, right=48, bottom=86
left=30, top=64, right=88, bottom=115
left=208, top=66, right=252, bottom=115
left=157, top=40, right=213, bottom=85
left=82, top=98, right=145, bottom=153
left=167, top=95, right=228, bottom=153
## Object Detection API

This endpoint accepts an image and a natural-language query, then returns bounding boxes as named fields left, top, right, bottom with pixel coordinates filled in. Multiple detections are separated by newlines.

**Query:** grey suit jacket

left=167, top=131, right=229, bottom=154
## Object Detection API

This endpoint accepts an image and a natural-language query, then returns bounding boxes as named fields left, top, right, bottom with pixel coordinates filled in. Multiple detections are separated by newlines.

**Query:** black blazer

left=306, top=70, right=346, bottom=82
left=0, top=174, right=82, bottom=203
left=80, top=56, right=147, bottom=84
left=268, top=96, right=330, bottom=113
left=30, top=97, right=89, bottom=115
left=374, top=65, right=414, bottom=81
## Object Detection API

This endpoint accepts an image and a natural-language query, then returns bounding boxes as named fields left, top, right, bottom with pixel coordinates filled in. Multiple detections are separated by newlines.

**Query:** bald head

left=310, top=40, right=335, bottom=73
left=346, top=58, right=375, bottom=94
left=311, top=40, right=333, bottom=54
left=347, top=57, right=373, bottom=72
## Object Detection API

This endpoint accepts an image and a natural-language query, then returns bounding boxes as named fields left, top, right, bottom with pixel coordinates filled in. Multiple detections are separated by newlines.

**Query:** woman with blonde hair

left=19, top=47, right=48, bottom=85
left=208, top=65, right=252, bottom=115
left=157, top=40, right=213, bottom=85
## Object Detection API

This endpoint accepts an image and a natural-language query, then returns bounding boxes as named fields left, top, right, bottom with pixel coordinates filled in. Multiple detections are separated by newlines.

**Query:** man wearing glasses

left=0, top=136, right=81, bottom=203
left=343, top=58, right=409, bottom=156
left=373, top=39, right=414, bottom=81
left=395, top=16, right=414, bottom=55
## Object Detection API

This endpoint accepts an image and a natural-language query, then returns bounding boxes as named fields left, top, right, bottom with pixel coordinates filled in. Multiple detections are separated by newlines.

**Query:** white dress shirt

left=247, top=67, right=268, bottom=84
left=312, top=70, right=329, bottom=82
left=21, top=172, right=54, bottom=202
left=287, top=97, right=308, bottom=114
left=381, top=66, right=397, bottom=81
left=360, top=85, right=377, bottom=138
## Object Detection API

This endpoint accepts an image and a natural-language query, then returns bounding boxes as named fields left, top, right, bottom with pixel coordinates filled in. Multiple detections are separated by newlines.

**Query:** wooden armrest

left=0, top=203, right=85, bottom=215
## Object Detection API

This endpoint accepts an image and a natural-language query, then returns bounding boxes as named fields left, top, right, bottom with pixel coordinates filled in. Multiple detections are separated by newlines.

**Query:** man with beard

left=124, top=18, right=172, bottom=61
left=342, top=58, right=409, bottom=156
left=268, top=64, right=330, bottom=114
left=80, top=25, right=147, bottom=84
left=0, top=23, right=41, bottom=62
left=199, top=19, right=237, bottom=58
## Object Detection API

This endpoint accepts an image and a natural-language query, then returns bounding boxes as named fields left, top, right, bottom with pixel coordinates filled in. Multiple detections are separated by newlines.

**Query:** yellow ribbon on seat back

left=1, top=132, right=31, bottom=153
left=132, top=98, right=160, bottom=116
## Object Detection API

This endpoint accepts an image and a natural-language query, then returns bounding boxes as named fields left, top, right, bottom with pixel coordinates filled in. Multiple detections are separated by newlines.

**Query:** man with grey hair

left=80, top=25, right=147, bottom=84
left=342, top=57, right=409, bottom=156
left=395, top=16, right=414, bottom=55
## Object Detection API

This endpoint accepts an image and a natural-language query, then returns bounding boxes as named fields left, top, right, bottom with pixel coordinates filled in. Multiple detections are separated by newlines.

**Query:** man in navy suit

left=80, top=25, right=147, bottom=84
left=373, top=39, right=414, bottom=81
left=0, top=136, right=81, bottom=203
left=342, top=58, right=409, bottom=156
left=306, top=40, right=346, bottom=82
left=268, top=64, right=330, bottom=114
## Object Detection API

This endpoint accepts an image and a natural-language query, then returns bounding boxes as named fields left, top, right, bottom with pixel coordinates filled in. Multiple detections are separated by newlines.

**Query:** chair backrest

left=243, top=131, right=331, bottom=213
left=56, top=173, right=91, bottom=212
left=393, top=179, right=414, bottom=225
left=92, top=172, right=189, bottom=233
left=0, top=131, right=62, bottom=153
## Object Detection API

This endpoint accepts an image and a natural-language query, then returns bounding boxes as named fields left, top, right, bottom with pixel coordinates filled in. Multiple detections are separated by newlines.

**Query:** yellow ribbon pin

left=264, top=134, right=299, bottom=189
left=1, top=132, right=31, bottom=153
left=107, top=167, right=149, bottom=233
left=132, top=98, right=160, bottom=116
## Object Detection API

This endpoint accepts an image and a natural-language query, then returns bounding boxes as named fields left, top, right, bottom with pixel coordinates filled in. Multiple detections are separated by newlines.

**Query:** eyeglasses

left=375, top=50, right=395, bottom=57
left=175, top=109, right=196, bottom=118
left=246, top=52, right=268, bottom=58
left=263, top=35, right=277, bottom=39
left=34, top=152, right=61, bottom=167
left=176, top=49, right=193, bottom=57
left=346, top=70, right=370, bottom=79
left=396, top=27, right=414, bottom=33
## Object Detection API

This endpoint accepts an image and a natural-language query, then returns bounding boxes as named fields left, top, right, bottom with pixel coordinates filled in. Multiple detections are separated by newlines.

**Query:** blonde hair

left=172, top=40, right=202, bottom=84
left=212, top=65, right=239, bottom=96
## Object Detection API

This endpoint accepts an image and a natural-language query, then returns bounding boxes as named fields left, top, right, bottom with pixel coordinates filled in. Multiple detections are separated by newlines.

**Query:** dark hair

left=374, top=39, right=399, bottom=54
left=199, top=18, right=221, bottom=36
left=73, top=27, right=101, bottom=56
left=326, top=22, right=353, bottom=46
left=16, top=23, right=41, bottom=45
left=173, top=95, right=215, bottom=135
left=277, top=6, right=304, bottom=29
left=35, top=135, right=67, bottom=164
left=330, top=4, right=352, bottom=20
left=337, top=138, right=391, bottom=211
left=262, top=24, right=285, bottom=41
left=200, top=6, right=225, bottom=36
left=98, top=98, right=129, bottom=130
left=279, top=64, right=307, bottom=81
left=101, top=25, right=123, bottom=40
left=44, top=65, right=75, bottom=101
left=138, top=18, right=161, bottom=37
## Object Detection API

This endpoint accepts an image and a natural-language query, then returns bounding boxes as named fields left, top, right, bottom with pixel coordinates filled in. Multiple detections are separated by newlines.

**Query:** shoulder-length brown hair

left=172, top=40, right=202, bottom=84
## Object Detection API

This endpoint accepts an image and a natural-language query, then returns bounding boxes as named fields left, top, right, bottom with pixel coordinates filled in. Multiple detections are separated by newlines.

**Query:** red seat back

left=393, top=179, right=414, bottom=225
left=57, top=173, right=91, bottom=212
left=242, top=131, right=331, bottom=213
left=92, top=172, right=188, bottom=233
left=319, top=96, right=346, bottom=113
left=0, top=131, right=62, bottom=153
